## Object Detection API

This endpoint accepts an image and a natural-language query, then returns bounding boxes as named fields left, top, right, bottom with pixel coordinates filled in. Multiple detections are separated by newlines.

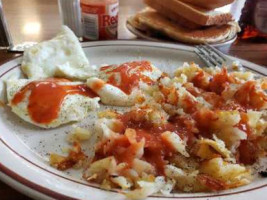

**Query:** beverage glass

left=58, top=0, right=82, bottom=37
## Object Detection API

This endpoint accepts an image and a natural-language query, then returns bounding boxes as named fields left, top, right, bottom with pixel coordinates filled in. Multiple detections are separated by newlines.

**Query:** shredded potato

left=200, top=158, right=251, bottom=188
left=161, top=131, right=189, bottom=157
left=50, top=62, right=266, bottom=199
left=196, top=135, right=232, bottom=159
left=68, top=126, right=92, bottom=142
left=49, top=142, right=86, bottom=170
left=97, top=110, right=119, bottom=119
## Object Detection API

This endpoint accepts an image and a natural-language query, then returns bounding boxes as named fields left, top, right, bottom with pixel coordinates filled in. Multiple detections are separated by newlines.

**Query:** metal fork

left=194, top=44, right=243, bottom=71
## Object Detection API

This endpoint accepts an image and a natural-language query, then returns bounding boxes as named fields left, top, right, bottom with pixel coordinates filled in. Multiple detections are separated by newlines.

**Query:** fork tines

left=194, top=44, right=227, bottom=68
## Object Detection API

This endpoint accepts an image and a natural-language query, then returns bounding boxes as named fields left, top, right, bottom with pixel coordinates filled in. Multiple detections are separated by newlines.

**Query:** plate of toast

left=127, top=0, right=240, bottom=46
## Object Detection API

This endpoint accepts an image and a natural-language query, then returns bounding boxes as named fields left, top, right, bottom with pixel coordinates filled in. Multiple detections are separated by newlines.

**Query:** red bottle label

left=81, top=2, right=118, bottom=40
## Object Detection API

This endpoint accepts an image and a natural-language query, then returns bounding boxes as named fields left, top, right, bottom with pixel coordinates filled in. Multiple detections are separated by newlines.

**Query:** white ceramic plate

left=126, top=21, right=237, bottom=47
left=0, top=40, right=266, bottom=200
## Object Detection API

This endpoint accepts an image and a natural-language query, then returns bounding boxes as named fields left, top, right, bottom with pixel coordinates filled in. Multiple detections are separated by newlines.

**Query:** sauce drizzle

left=100, top=61, right=154, bottom=94
left=95, top=109, right=195, bottom=175
left=11, top=78, right=97, bottom=124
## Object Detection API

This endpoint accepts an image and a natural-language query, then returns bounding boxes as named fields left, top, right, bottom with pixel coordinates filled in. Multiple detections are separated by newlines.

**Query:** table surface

left=0, top=0, right=266, bottom=199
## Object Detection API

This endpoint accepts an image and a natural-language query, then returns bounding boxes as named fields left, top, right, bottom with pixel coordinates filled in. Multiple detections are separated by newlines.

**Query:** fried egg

left=6, top=79, right=100, bottom=128
left=21, top=26, right=96, bottom=80
left=87, top=61, right=163, bottom=106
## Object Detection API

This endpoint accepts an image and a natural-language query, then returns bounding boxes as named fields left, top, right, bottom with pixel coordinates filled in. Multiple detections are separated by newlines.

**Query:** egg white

left=21, top=26, right=96, bottom=80
left=87, top=62, right=163, bottom=106
left=6, top=79, right=100, bottom=128
left=87, top=77, right=137, bottom=106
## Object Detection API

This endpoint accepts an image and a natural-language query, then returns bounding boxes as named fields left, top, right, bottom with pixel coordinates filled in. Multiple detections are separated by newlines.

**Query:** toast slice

left=179, top=0, right=235, bottom=10
left=128, top=9, right=239, bottom=44
left=144, top=0, right=202, bottom=29
left=143, top=0, right=233, bottom=26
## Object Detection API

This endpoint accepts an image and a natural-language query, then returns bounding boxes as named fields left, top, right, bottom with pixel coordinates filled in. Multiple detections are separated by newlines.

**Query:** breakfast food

left=129, top=9, right=239, bottom=44
left=21, top=26, right=96, bottom=80
left=50, top=63, right=266, bottom=198
left=6, top=78, right=100, bottom=128
left=128, top=0, right=239, bottom=44
left=179, top=0, right=235, bottom=10
left=4, top=27, right=266, bottom=199
left=144, top=0, right=233, bottom=26
left=87, top=61, right=163, bottom=106
left=141, top=0, right=202, bottom=30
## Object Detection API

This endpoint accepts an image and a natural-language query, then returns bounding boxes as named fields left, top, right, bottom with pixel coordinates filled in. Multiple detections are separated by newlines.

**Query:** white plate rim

left=0, top=40, right=266, bottom=200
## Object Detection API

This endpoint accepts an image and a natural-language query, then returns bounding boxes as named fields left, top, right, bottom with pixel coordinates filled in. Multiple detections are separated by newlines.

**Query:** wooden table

left=0, top=0, right=266, bottom=199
